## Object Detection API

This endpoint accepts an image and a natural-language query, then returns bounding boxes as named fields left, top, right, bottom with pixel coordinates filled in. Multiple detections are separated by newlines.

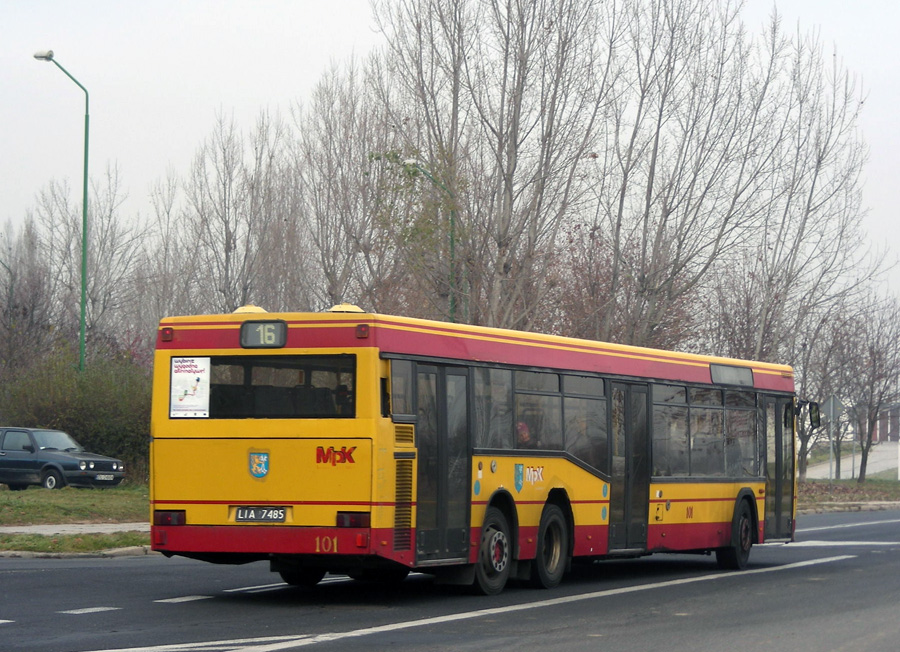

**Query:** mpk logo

left=316, top=446, right=357, bottom=466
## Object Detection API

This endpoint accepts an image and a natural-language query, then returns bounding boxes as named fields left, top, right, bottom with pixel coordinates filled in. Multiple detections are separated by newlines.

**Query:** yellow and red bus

left=150, top=304, right=812, bottom=594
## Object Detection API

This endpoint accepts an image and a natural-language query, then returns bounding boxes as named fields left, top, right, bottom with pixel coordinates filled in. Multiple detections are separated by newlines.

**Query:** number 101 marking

left=315, top=536, right=338, bottom=553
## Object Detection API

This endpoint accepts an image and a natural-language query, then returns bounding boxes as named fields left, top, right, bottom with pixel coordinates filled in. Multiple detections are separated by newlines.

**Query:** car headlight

left=79, top=461, right=87, bottom=470
left=89, top=461, right=95, bottom=469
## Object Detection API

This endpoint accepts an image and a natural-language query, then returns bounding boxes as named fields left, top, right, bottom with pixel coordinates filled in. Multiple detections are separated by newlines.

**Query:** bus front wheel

left=716, top=500, right=753, bottom=570
left=473, top=506, right=511, bottom=595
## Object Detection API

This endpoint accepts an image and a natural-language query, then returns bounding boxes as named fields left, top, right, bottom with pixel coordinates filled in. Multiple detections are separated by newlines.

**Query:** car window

left=1, top=431, right=33, bottom=452
left=32, top=430, right=82, bottom=451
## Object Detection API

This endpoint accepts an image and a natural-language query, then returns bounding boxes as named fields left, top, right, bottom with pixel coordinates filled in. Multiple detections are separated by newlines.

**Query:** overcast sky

left=3, top=0, right=898, bottom=290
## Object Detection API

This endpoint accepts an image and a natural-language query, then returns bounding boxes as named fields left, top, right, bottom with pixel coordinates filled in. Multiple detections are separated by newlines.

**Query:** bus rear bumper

left=151, top=524, right=403, bottom=560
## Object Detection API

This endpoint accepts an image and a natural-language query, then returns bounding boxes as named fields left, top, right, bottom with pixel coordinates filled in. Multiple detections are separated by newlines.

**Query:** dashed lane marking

left=82, top=556, right=854, bottom=652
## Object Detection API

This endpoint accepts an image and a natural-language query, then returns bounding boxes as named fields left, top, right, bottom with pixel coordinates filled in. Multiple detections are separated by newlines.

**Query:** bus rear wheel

left=348, top=568, right=410, bottom=584
left=473, top=506, right=511, bottom=595
left=716, top=500, right=753, bottom=570
left=279, top=568, right=326, bottom=587
left=530, top=504, right=568, bottom=589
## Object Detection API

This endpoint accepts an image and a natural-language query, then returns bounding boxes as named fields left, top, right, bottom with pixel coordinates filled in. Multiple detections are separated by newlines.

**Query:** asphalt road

left=2, top=510, right=899, bottom=652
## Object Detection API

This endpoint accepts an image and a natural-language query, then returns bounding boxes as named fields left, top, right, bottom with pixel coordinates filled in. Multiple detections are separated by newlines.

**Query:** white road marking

left=59, top=607, right=122, bottom=615
left=0, top=619, right=14, bottom=625
left=82, top=636, right=309, bottom=651
left=797, top=518, right=900, bottom=533
left=788, top=540, right=900, bottom=547
left=155, top=595, right=214, bottom=603
left=223, top=583, right=286, bottom=593
left=83, top=556, right=854, bottom=652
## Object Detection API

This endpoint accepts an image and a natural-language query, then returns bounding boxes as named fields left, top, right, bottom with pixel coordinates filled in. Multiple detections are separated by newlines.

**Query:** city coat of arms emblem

left=249, top=452, right=269, bottom=478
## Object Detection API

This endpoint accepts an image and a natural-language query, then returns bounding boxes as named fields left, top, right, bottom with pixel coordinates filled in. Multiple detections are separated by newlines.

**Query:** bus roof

left=157, top=309, right=794, bottom=393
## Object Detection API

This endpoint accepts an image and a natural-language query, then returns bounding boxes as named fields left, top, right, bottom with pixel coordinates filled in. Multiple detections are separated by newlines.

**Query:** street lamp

left=403, top=159, right=457, bottom=322
left=34, top=50, right=89, bottom=372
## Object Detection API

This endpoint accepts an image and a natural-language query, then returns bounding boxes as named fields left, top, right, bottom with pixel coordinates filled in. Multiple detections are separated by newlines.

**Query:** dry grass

left=798, top=477, right=900, bottom=508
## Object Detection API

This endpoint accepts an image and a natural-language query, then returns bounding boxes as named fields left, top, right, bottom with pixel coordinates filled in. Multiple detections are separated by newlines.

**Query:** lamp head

left=33, top=50, right=54, bottom=61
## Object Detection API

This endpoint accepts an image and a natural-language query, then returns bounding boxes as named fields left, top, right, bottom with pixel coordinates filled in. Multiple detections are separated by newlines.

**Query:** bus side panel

left=469, top=456, right=610, bottom=563
left=646, top=481, right=765, bottom=552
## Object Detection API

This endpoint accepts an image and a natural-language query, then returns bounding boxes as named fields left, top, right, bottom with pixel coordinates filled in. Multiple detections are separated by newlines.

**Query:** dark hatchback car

left=0, top=427, right=125, bottom=490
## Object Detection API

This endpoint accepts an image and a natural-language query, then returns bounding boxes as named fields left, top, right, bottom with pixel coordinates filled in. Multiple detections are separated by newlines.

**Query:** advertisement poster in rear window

left=170, top=357, right=210, bottom=418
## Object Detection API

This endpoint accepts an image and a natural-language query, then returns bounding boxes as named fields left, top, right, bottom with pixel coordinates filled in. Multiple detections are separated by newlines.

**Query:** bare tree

left=84, top=165, right=148, bottom=350
left=374, top=0, right=610, bottom=328
left=30, top=168, right=147, bottom=360
left=834, top=293, right=900, bottom=483
left=289, top=59, right=409, bottom=312
left=0, top=219, right=56, bottom=376
left=181, top=112, right=288, bottom=313
left=705, top=16, right=873, bottom=362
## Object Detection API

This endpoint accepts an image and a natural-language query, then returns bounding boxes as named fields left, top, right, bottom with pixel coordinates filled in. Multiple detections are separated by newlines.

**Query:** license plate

left=235, top=506, right=286, bottom=522
left=95, top=474, right=114, bottom=481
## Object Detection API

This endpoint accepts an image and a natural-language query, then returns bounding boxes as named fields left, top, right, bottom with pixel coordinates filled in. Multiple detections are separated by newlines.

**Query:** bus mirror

left=808, top=402, right=821, bottom=429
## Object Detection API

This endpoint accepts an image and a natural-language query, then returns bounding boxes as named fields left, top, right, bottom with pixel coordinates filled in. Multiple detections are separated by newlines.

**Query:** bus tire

left=530, top=504, right=568, bottom=589
left=473, top=506, right=511, bottom=595
left=348, top=568, right=410, bottom=584
left=716, top=500, right=753, bottom=570
left=279, top=568, right=326, bottom=587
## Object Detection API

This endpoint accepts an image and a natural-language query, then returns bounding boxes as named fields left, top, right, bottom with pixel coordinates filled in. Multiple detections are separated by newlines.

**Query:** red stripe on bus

left=152, top=500, right=395, bottom=507
left=156, top=317, right=793, bottom=391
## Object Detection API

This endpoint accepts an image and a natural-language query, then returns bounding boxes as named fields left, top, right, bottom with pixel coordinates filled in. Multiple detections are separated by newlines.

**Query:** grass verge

left=798, top=476, right=900, bottom=508
left=0, top=531, right=149, bottom=554
left=0, top=483, right=150, bottom=553
left=0, top=483, right=148, bottom=526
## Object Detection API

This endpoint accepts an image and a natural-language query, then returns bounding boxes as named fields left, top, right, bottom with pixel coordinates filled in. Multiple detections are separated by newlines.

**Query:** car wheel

left=41, top=469, right=64, bottom=490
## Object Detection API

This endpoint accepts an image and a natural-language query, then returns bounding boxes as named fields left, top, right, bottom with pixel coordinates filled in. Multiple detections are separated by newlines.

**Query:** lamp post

left=34, top=50, right=88, bottom=372
left=403, top=159, right=457, bottom=322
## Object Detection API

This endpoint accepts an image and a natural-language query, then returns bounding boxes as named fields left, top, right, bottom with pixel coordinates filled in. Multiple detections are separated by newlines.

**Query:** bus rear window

left=170, top=354, right=355, bottom=419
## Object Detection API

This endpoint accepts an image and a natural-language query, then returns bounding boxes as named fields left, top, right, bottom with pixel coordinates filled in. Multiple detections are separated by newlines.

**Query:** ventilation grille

left=395, top=423, right=415, bottom=445
left=394, top=460, right=413, bottom=551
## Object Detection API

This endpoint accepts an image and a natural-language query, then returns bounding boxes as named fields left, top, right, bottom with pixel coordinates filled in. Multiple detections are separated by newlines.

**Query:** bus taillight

left=154, top=510, right=186, bottom=526
left=336, top=512, right=370, bottom=528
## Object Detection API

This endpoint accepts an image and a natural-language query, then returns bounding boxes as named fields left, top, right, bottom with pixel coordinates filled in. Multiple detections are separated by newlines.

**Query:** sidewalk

left=806, top=441, right=898, bottom=480
left=0, top=522, right=149, bottom=536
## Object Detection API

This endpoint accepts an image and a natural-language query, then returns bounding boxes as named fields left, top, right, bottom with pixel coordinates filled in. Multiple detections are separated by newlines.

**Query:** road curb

left=797, top=501, right=900, bottom=515
left=0, top=545, right=159, bottom=559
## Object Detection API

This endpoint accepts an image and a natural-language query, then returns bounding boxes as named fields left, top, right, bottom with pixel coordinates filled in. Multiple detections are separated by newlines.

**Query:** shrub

left=0, top=349, right=151, bottom=480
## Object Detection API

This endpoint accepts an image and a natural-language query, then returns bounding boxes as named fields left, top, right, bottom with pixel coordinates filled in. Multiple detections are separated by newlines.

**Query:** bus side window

left=381, top=378, right=390, bottom=417
left=390, top=360, right=414, bottom=418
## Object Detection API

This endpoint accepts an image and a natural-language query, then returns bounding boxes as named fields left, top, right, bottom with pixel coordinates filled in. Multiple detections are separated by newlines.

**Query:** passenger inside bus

left=516, top=421, right=535, bottom=449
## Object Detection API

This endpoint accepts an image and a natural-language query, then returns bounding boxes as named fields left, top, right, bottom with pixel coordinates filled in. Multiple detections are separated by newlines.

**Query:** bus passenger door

left=764, top=396, right=795, bottom=540
left=415, top=365, right=471, bottom=563
left=608, top=383, right=650, bottom=551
